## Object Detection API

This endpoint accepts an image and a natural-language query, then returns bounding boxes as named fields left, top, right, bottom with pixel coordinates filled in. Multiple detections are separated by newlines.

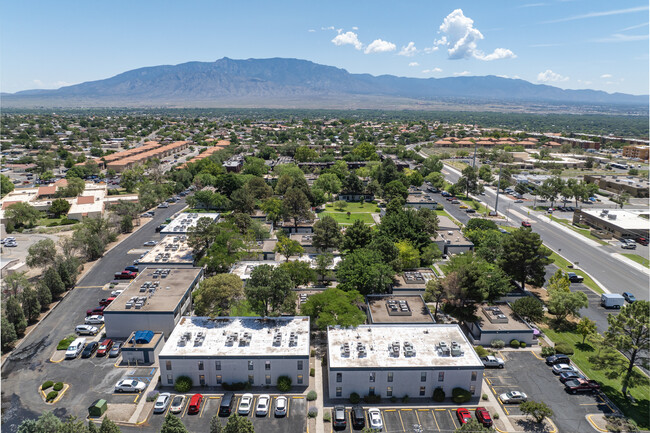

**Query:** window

left=265, top=361, right=271, bottom=370
left=199, top=375, right=205, bottom=386
left=369, top=372, right=376, bottom=382
left=336, top=373, right=342, bottom=383
left=165, top=360, right=172, bottom=370
left=419, top=386, right=426, bottom=396
left=421, top=372, right=427, bottom=382
left=248, top=375, right=254, bottom=384
left=167, top=374, right=173, bottom=385
left=297, top=360, right=303, bottom=370
left=438, top=372, right=445, bottom=382
left=369, top=387, right=375, bottom=396
left=386, top=386, right=393, bottom=397
left=471, top=371, right=477, bottom=381
left=387, top=372, right=393, bottom=382
left=215, top=361, right=221, bottom=370
left=266, top=375, right=271, bottom=385
left=297, top=375, right=303, bottom=385
left=198, top=361, right=204, bottom=371
left=336, top=387, right=342, bottom=397
left=470, top=385, right=476, bottom=395
left=216, top=375, right=222, bottom=384
left=248, top=361, right=254, bottom=370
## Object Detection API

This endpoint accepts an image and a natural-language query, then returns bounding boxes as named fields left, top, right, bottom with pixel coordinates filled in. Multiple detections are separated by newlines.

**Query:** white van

left=65, top=337, right=87, bottom=359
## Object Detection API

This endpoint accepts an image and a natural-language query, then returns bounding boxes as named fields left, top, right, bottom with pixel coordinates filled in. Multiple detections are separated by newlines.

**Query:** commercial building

left=466, top=304, right=536, bottom=347
left=229, top=261, right=281, bottom=282
left=366, top=295, right=435, bottom=324
left=573, top=208, right=649, bottom=240
left=103, top=267, right=203, bottom=339
left=391, top=269, right=437, bottom=294
left=327, top=324, right=484, bottom=400
left=622, top=145, right=649, bottom=161
left=105, top=141, right=189, bottom=173
left=160, top=212, right=220, bottom=236
left=158, top=316, right=310, bottom=387
left=583, top=174, right=649, bottom=198
left=433, top=216, right=474, bottom=256
left=137, top=236, right=194, bottom=271
left=121, top=330, right=165, bottom=365
left=405, top=192, right=439, bottom=210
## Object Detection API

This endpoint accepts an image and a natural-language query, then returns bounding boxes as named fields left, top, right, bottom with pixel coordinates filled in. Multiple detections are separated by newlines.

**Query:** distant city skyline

left=1, top=0, right=648, bottom=95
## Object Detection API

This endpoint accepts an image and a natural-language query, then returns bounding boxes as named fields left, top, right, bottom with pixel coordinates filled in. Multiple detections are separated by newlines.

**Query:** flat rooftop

left=406, top=193, right=438, bottom=204
left=474, top=304, right=532, bottom=332
left=437, top=215, right=459, bottom=232
left=139, top=235, right=194, bottom=265
left=160, top=212, right=220, bottom=235
left=393, top=269, right=437, bottom=290
left=581, top=209, right=650, bottom=230
left=367, top=295, right=434, bottom=324
left=159, top=316, right=310, bottom=358
left=104, top=267, right=202, bottom=313
left=230, top=261, right=281, bottom=280
left=123, top=331, right=164, bottom=349
left=328, top=324, right=483, bottom=369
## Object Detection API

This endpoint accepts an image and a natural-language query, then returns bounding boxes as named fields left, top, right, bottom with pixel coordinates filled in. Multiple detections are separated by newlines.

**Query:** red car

left=188, top=393, right=203, bottom=414
left=114, top=271, right=137, bottom=280
left=99, top=297, right=116, bottom=307
left=97, top=339, right=113, bottom=357
left=636, top=237, right=648, bottom=246
left=522, top=221, right=532, bottom=228
left=86, top=306, right=106, bottom=316
left=475, top=407, right=493, bottom=427
left=456, top=408, right=472, bottom=425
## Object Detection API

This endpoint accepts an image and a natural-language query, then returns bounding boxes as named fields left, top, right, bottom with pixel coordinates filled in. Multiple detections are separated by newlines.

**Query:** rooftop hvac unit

left=438, top=341, right=450, bottom=355
left=451, top=341, right=462, bottom=356
left=608, top=214, right=617, bottom=220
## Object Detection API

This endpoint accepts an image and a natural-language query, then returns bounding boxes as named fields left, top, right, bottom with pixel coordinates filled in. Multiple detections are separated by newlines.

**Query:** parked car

left=75, top=325, right=99, bottom=336
left=114, top=271, right=137, bottom=280
left=559, top=371, right=585, bottom=383
left=565, top=379, right=601, bottom=394
left=154, top=393, right=172, bottom=413
left=155, top=224, right=167, bottom=232
left=351, top=406, right=366, bottom=429
left=124, top=266, right=139, bottom=273
left=255, top=394, right=270, bottom=416
left=333, top=406, right=347, bottom=429
left=456, top=408, right=472, bottom=424
left=499, top=391, right=528, bottom=404
left=621, top=241, right=637, bottom=249
left=522, top=221, right=531, bottom=228
left=622, top=292, right=636, bottom=303
left=514, top=199, right=523, bottom=203
left=81, top=341, right=98, bottom=358
left=65, top=338, right=86, bottom=359
left=114, top=379, right=147, bottom=393
left=86, top=306, right=106, bottom=316
left=143, top=240, right=157, bottom=247
left=481, top=356, right=505, bottom=368
left=552, top=363, right=578, bottom=375
left=99, top=297, right=116, bottom=307
left=636, top=237, right=648, bottom=246
left=274, top=396, right=287, bottom=417
left=96, top=339, right=113, bottom=356
left=367, top=408, right=383, bottom=431
left=157, top=202, right=169, bottom=208
left=546, top=354, right=571, bottom=365
left=84, top=315, right=104, bottom=325
left=238, top=393, right=253, bottom=415
left=220, top=393, right=235, bottom=417
left=188, top=393, right=203, bottom=414
left=169, top=395, right=186, bottom=414
left=567, top=272, right=584, bottom=283
left=109, top=342, right=123, bottom=358
left=475, top=407, right=493, bottom=427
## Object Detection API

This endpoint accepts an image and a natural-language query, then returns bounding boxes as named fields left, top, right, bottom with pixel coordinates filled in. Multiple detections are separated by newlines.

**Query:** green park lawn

left=324, top=202, right=380, bottom=213
left=621, top=254, right=650, bottom=268
left=321, top=212, right=376, bottom=226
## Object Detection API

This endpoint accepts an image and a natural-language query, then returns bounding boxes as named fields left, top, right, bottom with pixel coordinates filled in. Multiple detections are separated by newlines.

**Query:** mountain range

left=2, top=57, right=647, bottom=110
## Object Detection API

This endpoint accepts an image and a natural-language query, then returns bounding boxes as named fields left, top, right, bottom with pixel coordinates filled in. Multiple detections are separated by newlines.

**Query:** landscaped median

left=39, top=381, right=69, bottom=404
left=621, top=253, right=650, bottom=268
left=548, top=251, right=603, bottom=294
left=546, top=214, right=609, bottom=246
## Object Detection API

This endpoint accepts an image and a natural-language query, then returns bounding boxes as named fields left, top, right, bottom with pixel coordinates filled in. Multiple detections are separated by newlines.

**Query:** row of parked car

left=1, top=237, right=17, bottom=247
left=546, top=354, right=601, bottom=394
left=153, top=392, right=289, bottom=418
left=65, top=336, right=121, bottom=359
left=332, top=406, right=382, bottom=430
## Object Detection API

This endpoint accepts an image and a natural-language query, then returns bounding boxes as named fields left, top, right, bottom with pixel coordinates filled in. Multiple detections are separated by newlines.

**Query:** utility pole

left=495, top=165, right=502, bottom=216
left=472, top=140, right=478, bottom=168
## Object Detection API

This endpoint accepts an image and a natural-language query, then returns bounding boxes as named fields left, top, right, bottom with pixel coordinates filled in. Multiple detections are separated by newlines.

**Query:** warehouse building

left=466, top=304, right=536, bottom=347
left=137, top=235, right=194, bottom=271
left=327, top=324, right=484, bottom=400
left=573, top=208, right=650, bottom=240
left=160, top=212, right=220, bottom=236
left=158, top=316, right=310, bottom=387
left=103, top=267, right=203, bottom=339
left=583, top=174, right=649, bottom=198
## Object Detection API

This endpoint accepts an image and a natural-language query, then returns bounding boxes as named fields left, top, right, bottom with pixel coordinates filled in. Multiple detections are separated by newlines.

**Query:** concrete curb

left=544, top=243, right=611, bottom=294
left=611, top=252, right=650, bottom=275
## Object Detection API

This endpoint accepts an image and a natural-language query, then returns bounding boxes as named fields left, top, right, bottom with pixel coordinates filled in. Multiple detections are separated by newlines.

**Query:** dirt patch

left=101, top=403, right=139, bottom=423
left=510, top=415, right=556, bottom=432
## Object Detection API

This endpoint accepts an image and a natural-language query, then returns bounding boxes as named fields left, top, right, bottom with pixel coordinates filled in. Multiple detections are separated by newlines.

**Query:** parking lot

left=487, top=351, right=614, bottom=433
left=145, top=393, right=306, bottom=433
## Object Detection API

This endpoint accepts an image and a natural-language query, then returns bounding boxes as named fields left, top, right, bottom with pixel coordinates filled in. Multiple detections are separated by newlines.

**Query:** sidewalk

left=314, top=351, right=325, bottom=433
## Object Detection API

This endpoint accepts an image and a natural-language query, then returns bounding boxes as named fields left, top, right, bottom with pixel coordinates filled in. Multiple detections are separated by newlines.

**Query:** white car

left=111, top=290, right=124, bottom=297
left=75, top=325, right=99, bottom=335
left=274, top=396, right=287, bottom=417
left=143, top=240, right=157, bottom=246
left=114, top=379, right=147, bottom=393
left=368, top=408, right=383, bottom=431
left=157, top=202, right=169, bottom=208
left=169, top=395, right=185, bottom=414
left=499, top=391, right=528, bottom=404
left=238, top=393, right=253, bottom=415
left=256, top=394, right=270, bottom=416
left=552, top=363, right=577, bottom=375
left=153, top=392, right=171, bottom=413
left=84, top=315, right=104, bottom=325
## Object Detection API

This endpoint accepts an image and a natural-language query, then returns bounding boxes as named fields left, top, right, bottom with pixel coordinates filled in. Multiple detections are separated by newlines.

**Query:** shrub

left=401, top=395, right=409, bottom=403
left=541, top=346, right=556, bottom=357
left=491, top=339, right=505, bottom=349
left=310, top=349, right=316, bottom=357
left=146, top=391, right=159, bottom=402
left=432, top=387, right=445, bottom=402
left=452, top=388, right=471, bottom=404
left=510, top=339, right=520, bottom=348
left=308, top=407, right=318, bottom=418
left=46, top=391, right=58, bottom=402
left=390, top=396, right=397, bottom=403
left=307, top=391, right=317, bottom=401
left=321, top=357, right=327, bottom=366
left=349, top=392, right=360, bottom=404
left=363, top=394, right=381, bottom=404
left=222, top=382, right=248, bottom=391
left=520, top=342, right=527, bottom=348
left=57, top=336, right=76, bottom=350
left=475, top=346, right=489, bottom=357
left=174, top=376, right=193, bottom=393
left=482, top=393, right=488, bottom=401
left=277, top=375, right=292, bottom=392
left=310, top=368, right=315, bottom=377
left=493, top=413, right=500, bottom=420
left=42, top=381, right=54, bottom=390
left=53, top=382, right=64, bottom=392
left=60, top=218, right=78, bottom=226
left=323, top=412, right=331, bottom=422
left=555, top=342, right=574, bottom=355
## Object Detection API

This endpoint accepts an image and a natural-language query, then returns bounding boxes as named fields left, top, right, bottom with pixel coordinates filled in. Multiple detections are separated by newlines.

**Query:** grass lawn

left=542, top=326, right=649, bottom=429
left=435, top=209, right=452, bottom=218
left=446, top=160, right=469, bottom=171
left=183, top=208, right=222, bottom=213
left=36, top=216, right=78, bottom=227
left=321, top=212, right=375, bottom=226
left=621, top=254, right=650, bottom=268
left=549, top=251, right=604, bottom=294
left=460, top=198, right=489, bottom=215
left=324, top=202, right=380, bottom=213
left=548, top=215, right=609, bottom=246
left=57, top=335, right=77, bottom=350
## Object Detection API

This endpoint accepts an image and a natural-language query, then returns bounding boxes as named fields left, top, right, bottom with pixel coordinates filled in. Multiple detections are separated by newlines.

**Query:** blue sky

left=1, top=0, right=648, bottom=95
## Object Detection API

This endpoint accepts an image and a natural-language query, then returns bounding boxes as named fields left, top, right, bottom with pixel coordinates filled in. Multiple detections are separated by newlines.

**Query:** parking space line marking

left=434, top=408, right=446, bottom=411
left=181, top=399, right=190, bottom=418
left=415, top=409, right=421, bottom=428
left=380, top=410, right=387, bottom=433
left=579, top=403, right=600, bottom=405
left=417, top=409, right=429, bottom=411
left=531, top=351, right=545, bottom=360
left=431, top=409, right=441, bottom=432
left=385, top=409, right=397, bottom=412
left=398, top=409, right=405, bottom=432
left=448, top=409, right=458, bottom=429
left=485, top=378, right=491, bottom=385
left=287, top=397, right=290, bottom=417
left=199, top=397, right=208, bottom=417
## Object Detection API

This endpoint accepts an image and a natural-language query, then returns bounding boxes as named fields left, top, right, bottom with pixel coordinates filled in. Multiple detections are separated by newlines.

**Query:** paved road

left=0, top=199, right=186, bottom=431
left=440, top=164, right=649, bottom=302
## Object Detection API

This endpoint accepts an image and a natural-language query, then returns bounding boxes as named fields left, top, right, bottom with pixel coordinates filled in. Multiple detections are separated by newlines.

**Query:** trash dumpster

left=88, top=399, right=107, bottom=417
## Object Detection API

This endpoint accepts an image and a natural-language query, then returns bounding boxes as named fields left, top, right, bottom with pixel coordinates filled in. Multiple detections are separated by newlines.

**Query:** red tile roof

left=37, top=186, right=57, bottom=196
left=77, top=196, right=95, bottom=205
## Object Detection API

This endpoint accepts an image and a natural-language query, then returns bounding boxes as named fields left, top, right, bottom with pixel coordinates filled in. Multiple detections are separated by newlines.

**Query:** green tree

left=423, top=278, right=444, bottom=322
left=187, top=218, right=220, bottom=259
left=200, top=222, right=247, bottom=274
left=1, top=173, right=15, bottom=197
left=72, top=217, right=116, bottom=261
left=261, top=197, right=284, bottom=226
left=336, top=248, right=395, bottom=295
left=383, top=180, right=408, bottom=201
left=425, top=172, right=445, bottom=189
left=341, top=219, right=373, bottom=252
left=245, top=265, right=296, bottom=316
left=547, top=289, right=588, bottom=322
left=278, top=261, right=316, bottom=287
left=314, top=253, right=334, bottom=283
left=455, top=419, right=491, bottom=432
left=49, top=198, right=71, bottom=218
left=244, top=177, right=273, bottom=200
left=421, top=156, right=443, bottom=176
left=6, top=296, right=27, bottom=334
left=395, top=239, right=420, bottom=269
left=209, top=415, right=224, bottom=433
left=313, top=216, right=342, bottom=251
left=478, top=165, right=493, bottom=183
left=511, top=296, right=545, bottom=322
left=498, top=228, right=552, bottom=290
left=34, top=412, right=63, bottom=432
left=459, top=165, right=480, bottom=196
left=4, top=271, right=30, bottom=296
left=21, top=287, right=41, bottom=323
left=294, top=146, right=318, bottom=162
left=36, top=281, right=52, bottom=310
left=230, top=188, right=256, bottom=214
left=242, top=157, right=269, bottom=177
left=576, top=317, right=598, bottom=344
left=224, top=413, right=255, bottom=433
left=282, top=187, right=312, bottom=229
left=120, top=166, right=145, bottom=193
left=333, top=200, right=348, bottom=212
left=274, top=235, right=304, bottom=261
left=98, top=417, right=121, bottom=433
left=1, top=315, right=17, bottom=352
left=520, top=400, right=554, bottom=423
left=313, top=173, right=342, bottom=200
left=43, top=266, right=66, bottom=298
left=193, top=274, right=244, bottom=317
left=6, top=202, right=40, bottom=229
left=161, top=413, right=188, bottom=433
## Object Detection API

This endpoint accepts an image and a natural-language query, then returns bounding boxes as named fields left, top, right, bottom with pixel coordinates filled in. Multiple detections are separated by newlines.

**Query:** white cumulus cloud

left=308, top=29, right=316, bottom=32
left=398, top=42, right=418, bottom=56
left=454, top=71, right=472, bottom=76
left=409, top=62, right=420, bottom=67
left=364, top=39, right=396, bottom=54
left=600, top=73, right=613, bottom=78
left=436, top=9, right=516, bottom=61
left=321, top=26, right=335, bottom=31
left=424, top=46, right=440, bottom=53
left=32, top=79, right=44, bottom=87
left=422, top=68, right=443, bottom=73
left=537, top=69, right=569, bottom=82
left=332, top=31, right=363, bottom=50
left=352, top=26, right=359, bottom=30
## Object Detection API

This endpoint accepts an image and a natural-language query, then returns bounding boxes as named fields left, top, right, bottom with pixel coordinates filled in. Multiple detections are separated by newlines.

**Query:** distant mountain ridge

left=2, top=57, right=647, bottom=108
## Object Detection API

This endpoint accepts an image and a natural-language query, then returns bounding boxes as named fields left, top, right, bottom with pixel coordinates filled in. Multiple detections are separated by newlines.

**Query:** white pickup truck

left=481, top=355, right=505, bottom=368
